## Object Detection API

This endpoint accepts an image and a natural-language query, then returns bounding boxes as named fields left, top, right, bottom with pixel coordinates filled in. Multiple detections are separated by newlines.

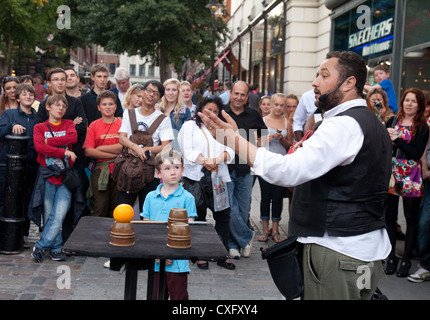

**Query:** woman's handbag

left=200, top=127, right=230, bottom=212
left=261, top=236, right=303, bottom=300
left=211, top=171, right=229, bottom=212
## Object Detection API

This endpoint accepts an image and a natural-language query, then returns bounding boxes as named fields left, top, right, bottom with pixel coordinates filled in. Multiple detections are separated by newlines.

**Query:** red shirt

left=83, top=117, right=122, bottom=173
left=33, top=120, right=78, bottom=185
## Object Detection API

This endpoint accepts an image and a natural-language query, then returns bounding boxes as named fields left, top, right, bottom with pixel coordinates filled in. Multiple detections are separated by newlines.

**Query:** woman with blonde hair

left=160, top=78, right=191, bottom=131
left=122, top=84, right=145, bottom=110
left=258, top=93, right=292, bottom=243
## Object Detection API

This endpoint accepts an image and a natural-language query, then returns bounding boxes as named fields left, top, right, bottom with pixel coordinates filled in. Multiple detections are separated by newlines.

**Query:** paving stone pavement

left=0, top=180, right=429, bottom=301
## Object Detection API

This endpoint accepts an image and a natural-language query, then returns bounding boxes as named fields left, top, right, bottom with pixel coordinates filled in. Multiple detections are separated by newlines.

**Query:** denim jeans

left=35, top=180, right=72, bottom=253
left=418, top=180, right=430, bottom=270
left=227, top=170, right=254, bottom=250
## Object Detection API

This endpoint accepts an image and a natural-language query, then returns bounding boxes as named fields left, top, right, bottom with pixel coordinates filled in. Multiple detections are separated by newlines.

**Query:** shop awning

left=196, top=49, right=231, bottom=82
left=214, top=49, right=231, bottom=68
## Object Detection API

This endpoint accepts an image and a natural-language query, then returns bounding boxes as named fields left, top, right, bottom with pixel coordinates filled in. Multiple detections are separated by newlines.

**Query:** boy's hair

left=372, top=64, right=389, bottom=75
left=46, top=68, right=66, bottom=82
left=15, top=83, right=36, bottom=100
left=46, top=94, right=68, bottom=108
left=155, top=148, right=184, bottom=171
left=97, top=90, right=117, bottom=105
left=91, top=63, right=109, bottom=76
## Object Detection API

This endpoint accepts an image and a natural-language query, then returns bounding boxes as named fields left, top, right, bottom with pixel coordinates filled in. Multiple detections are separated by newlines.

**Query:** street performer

left=198, top=51, right=392, bottom=300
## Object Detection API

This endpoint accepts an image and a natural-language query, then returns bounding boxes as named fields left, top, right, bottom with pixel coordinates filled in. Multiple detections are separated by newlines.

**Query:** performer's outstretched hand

left=198, top=109, right=239, bottom=149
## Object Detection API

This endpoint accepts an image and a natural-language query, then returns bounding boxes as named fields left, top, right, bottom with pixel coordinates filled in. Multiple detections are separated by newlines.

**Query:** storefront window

left=401, top=1, right=430, bottom=94
left=251, top=20, right=265, bottom=90
left=333, top=0, right=395, bottom=60
left=230, top=42, right=240, bottom=81
left=240, top=33, right=250, bottom=81
left=404, top=0, right=430, bottom=49
left=265, top=2, right=284, bottom=95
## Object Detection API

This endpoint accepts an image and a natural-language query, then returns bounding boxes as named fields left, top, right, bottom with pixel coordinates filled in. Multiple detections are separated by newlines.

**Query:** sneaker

left=31, top=247, right=45, bottom=262
left=407, top=267, right=430, bottom=283
left=241, top=232, right=255, bottom=258
left=49, top=251, right=66, bottom=261
left=228, top=248, right=240, bottom=260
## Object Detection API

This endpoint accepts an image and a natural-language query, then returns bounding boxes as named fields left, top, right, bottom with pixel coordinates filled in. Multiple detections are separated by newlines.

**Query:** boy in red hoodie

left=31, top=95, right=77, bottom=262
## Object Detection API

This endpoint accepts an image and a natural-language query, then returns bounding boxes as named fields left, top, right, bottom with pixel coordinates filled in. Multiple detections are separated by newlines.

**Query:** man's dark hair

left=144, top=80, right=164, bottom=99
left=326, top=51, right=366, bottom=95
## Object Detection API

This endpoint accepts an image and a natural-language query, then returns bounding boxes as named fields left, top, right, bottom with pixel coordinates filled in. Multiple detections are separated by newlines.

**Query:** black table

left=63, top=216, right=228, bottom=300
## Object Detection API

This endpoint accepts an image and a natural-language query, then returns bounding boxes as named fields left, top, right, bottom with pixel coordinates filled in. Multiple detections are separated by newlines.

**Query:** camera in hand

left=374, top=101, right=382, bottom=109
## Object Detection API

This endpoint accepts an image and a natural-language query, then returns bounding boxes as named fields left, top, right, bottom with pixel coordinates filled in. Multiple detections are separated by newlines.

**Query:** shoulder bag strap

left=129, top=108, right=139, bottom=134
left=200, top=126, right=211, bottom=158
left=46, top=123, right=69, bottom=168
left=146, top=114, right=167, bottom=136
left=391, top=115, right=397, bottom=129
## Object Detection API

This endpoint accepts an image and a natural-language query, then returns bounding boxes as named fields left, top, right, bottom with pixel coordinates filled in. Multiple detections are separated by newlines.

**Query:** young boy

left=83, top=91, right=122, bottom=217
left=0, top=83, right=38, bottom=246
left=141, top=148, right=197, bottom=300
left=31, top=95, right=78, bottom=262
left=364, top=64, right=398, bottom=113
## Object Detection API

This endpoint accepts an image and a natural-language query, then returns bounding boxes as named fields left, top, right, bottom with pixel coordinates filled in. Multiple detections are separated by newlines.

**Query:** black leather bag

left=62, top=165, right=80, bottom=190
left=261, top=236, right=303, bottom=300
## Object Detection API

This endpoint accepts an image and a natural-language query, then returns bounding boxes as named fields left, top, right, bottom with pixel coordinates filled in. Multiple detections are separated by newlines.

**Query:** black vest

left=289, top=106, right=392, bottom=237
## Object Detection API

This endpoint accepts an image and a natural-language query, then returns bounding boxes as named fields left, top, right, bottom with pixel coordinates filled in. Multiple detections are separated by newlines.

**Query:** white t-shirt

left=119, top=108, right=174, bottom=146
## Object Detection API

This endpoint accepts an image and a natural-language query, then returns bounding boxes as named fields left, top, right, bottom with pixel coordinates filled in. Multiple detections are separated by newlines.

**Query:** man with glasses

left=37, top=68, right=88, bottom=241
left=117, top=80, right=174, bottom=212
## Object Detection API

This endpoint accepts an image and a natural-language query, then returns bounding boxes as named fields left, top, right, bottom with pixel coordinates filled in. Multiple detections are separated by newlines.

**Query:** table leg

left=146, top=261, right=155, bottom=300
left=158, top=259, right=166, bottom=300
left=124, top=268, right=138, bottom=300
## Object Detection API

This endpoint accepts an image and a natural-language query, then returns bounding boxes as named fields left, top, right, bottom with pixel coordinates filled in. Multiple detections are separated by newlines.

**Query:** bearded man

left=199, top=51, right=392, bottom=300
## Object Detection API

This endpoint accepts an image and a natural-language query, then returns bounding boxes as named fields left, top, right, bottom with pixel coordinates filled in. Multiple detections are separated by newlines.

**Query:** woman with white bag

left=178, top=96, right=236, bottom=270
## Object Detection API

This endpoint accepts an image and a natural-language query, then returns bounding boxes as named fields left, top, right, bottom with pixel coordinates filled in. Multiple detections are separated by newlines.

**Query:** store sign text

left=348, top=17, right=394, bottom=49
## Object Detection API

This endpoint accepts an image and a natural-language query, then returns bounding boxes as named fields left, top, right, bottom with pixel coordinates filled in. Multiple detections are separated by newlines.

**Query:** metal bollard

left=0, top=134, right=30, bottom=254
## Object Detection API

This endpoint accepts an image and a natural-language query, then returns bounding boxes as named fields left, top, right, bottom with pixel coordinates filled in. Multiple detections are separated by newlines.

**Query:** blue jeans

left=418, top=180, right=430, bottom=270
left=227, top=170, right=254, bottom=250
left=35, top=181, right=72, bottom=253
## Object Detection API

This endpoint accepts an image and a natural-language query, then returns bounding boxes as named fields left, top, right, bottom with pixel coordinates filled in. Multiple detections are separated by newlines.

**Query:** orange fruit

left=113, top=204, right=134, bottom=223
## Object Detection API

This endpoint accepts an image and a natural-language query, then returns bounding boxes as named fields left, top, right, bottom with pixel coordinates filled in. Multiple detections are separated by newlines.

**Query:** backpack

left=112, top=109, right=166, bottom=193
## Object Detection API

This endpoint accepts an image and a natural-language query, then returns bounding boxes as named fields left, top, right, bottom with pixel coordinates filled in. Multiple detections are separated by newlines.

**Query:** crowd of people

left=0, top=50, right=429, bottom=300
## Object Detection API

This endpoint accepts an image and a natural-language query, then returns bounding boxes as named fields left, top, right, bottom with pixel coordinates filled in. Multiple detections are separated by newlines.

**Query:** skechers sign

left=348, top=17, right=394, bottom=56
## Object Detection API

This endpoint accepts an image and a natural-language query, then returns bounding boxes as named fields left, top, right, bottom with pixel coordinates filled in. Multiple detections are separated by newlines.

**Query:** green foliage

left=0, top=0, right=66, bottom=73
left=61, top=0, right=229, bottom=78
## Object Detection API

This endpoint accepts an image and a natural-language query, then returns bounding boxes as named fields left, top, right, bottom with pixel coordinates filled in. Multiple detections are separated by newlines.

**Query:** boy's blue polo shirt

left=379, top=79, right=398, bottom=113
left=141, top=183, right=197, bottom=273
